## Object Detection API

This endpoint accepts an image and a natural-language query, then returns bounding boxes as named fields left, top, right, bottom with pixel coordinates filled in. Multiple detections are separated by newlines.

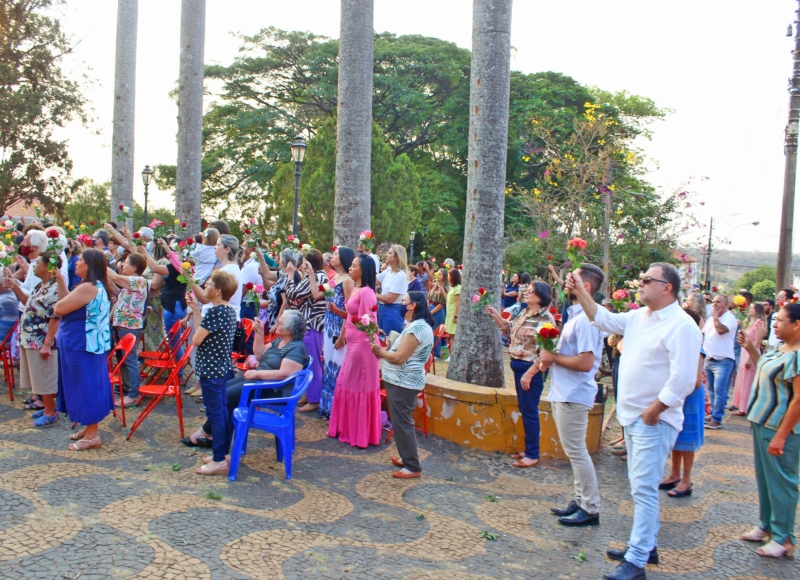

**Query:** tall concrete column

left=175, top=0, right=206, bottom=232
left=110, top=0, right=138, bottom=226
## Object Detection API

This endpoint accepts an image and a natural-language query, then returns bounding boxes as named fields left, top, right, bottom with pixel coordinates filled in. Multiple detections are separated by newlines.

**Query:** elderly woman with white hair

left=181, top=309, right=308, bottom=448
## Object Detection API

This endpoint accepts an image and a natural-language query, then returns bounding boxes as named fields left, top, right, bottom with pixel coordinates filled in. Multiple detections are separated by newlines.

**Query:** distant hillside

left=682, top=248, right=800, bottom=286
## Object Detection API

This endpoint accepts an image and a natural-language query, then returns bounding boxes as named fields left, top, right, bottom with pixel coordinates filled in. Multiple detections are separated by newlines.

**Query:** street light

left=141, top=165, right=154, bottom=226
left=408, top=231, right=416, bottom=264
left=290, top=135, right=307, bottom=237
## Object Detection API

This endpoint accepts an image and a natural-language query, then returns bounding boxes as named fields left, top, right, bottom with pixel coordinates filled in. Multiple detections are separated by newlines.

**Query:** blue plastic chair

left=228, top=369, right=313, bottom=481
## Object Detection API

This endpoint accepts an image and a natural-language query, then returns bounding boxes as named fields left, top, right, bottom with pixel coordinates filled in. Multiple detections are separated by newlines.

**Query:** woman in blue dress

left=319, top=246, right=355, bottom=419
left=54, top=249, right=113, bottom=451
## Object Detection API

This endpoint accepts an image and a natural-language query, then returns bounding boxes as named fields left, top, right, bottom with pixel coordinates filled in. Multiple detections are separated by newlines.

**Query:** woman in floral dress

left=319, top=247, right=355, bottom=419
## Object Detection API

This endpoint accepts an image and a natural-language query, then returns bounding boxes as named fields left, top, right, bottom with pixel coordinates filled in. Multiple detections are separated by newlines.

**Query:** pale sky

left=55, top=0, right=798, bottom=252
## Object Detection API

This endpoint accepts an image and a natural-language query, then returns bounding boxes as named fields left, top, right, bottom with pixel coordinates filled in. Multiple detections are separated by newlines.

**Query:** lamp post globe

left=141, top=165, right=154, bottom=227
left=290, top=135, right=307, bottom=237
left=408, top=231, right=416, bottom=264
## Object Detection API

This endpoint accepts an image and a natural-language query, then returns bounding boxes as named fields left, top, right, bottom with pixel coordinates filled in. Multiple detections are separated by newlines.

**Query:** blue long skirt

left=57, top=349, right=114, bottom=426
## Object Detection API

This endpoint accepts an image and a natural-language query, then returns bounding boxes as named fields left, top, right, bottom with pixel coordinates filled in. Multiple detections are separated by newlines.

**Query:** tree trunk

left=110, top=0, right=137, bottom=228
left=175, top=0, right=205, bottom=233
left=446, top=0, right=512, bottom=389
left=333, top=0, right=374, bottom=248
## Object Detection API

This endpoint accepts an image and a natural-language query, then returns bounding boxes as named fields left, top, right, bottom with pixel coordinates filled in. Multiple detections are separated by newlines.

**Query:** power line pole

left=777, top=4, right=800, bottom=291
left=704, top=217, right=714, bottom=291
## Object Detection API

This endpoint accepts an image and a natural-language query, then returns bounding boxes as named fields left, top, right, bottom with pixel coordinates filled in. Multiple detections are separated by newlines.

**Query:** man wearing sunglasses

left=567, top=263, right=702, bottom=580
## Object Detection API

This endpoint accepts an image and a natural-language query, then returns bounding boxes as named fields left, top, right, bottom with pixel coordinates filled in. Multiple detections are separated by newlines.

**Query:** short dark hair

left=208, top=220, right=230, bottom=235
left=210, top=269, right=237, bottom=301
left=93, top=230, right=109, bottom=246
left=781, top=288, right=795, bottom=301
left=764, top=299, right=775, bottom=308
left=531, top=281, right=552, bottom=308
left=683, top=307, right=701, bottom=326
left=408, top=291, right=435, bottom=328
left=783, top=302, right=800, bottom=323
left=651, top=262, right=681, bottom=299
left=739, top=290, right=754, bottom=305
left=448, top=269, right=461, bottom=286
left=304, top=249, right=324, bottom=272
left=126, top=253, right=147, bottom=275
left=578, top=263, right=605, bottom=296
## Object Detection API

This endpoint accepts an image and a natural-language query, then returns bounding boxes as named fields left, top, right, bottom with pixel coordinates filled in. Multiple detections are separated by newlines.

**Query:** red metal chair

left=126, top=345, right=194, bottom=441
left=381, top=352, right=433, bottom=443
left=139, top=321, right=182, bottom=362
left=1, top=320, right=18, bottom=400
left=431, top=324, right=450, bottom=375
left=108, top=333, right=138, bottom=427
left=140, top=326, right=192, bottom=383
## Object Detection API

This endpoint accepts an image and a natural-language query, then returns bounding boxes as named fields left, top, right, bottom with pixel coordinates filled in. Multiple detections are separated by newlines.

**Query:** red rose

left=549, top=306, right=558, bottom=314
left=202, top=221, right=208, bottom=228
left=318, top=285, right=325, bottom=292
left=351, top=316, right=360, bottom=324
left=178, top=241, right=186, bottom=248
left=458, top=265, right=463, bottom=270
left=132, top=232, right=140, bottom=239
left=243, top=229, right=251, bottom=235
left=245, top=282, right=254, bottom=291
left=118, top=204, right=124, bottom=210
left=332, top=245, right=338, bottom=252
left=478, top=287, right=486, bottom=295
left=546, top=255, right=553, bottom=261
left=181, top=222, right=187, bottom=228
left=46, top=229, right=59, bottom=238
left=89, top=221, right=95, bottom=226
left=370, top=304, right=378, bottom=312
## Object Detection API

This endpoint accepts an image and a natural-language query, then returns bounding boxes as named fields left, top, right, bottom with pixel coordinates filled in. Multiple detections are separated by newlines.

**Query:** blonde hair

left=689, top=292, right=706, bottom=325
left=390, top=244, right=409, bottom=277
left=203, top=228, right=219, bottom=247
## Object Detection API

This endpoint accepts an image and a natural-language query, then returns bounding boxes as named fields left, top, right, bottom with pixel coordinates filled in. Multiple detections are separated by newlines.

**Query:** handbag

left=232, top=321, right=247, bottom=354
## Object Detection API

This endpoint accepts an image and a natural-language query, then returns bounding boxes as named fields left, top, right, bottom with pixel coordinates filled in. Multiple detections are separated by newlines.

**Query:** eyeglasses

left=640, top=276, right=669, bottom=285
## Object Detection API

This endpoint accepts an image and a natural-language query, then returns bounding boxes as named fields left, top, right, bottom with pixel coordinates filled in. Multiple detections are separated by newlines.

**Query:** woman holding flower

left=327, top=254, right=382, bottom=448
left=731, top=302, right=767, bottom=416
left=320, top=246, right=356, bottom=419
left=486, top=281, right=555, bottom=467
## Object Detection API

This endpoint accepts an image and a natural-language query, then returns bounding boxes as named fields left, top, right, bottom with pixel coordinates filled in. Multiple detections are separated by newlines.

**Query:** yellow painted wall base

left=411, top=374, right=605, bottom=458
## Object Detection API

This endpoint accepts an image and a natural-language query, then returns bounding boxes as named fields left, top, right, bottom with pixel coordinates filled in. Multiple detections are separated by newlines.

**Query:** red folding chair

left=140, top=326, right=192, bottom=383
left=108, top=333, right=138, bottom=427
left=1, top=320, right=19, bottom=400
left=126, top=345, right=194, bottom=441
left=381, top=352, right=433, bottom=443
left=431, top=324, right=450, bottom=375
left=139, top=321, right=182, bottom=362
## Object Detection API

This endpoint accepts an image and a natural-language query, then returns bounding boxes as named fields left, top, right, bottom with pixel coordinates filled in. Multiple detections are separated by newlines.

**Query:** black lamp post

left=290, top=135, right=307, bottom=237
left=408, top=230, right=416, bottom=264
left=141, top=165, right=154, bottom=226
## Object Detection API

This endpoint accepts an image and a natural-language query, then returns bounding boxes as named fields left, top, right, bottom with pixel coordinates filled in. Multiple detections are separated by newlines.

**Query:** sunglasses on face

left=640, top=276, right=668, bottom=285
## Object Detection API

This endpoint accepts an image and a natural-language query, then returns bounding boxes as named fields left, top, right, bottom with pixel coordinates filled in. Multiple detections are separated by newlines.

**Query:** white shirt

left=702, top=310, right=738, bottom=360
left=367, top=252, right=380, bottom=270
left=201, top=263, right=242, bottom=320
left=191, top=244, right=217, bottom=284
left=705, top=304, right=713, bottom=320
left=767, top=312, right=780, bottom=347
left=591, top=300, right=702, bottom=431
left=19, top=262, right=40, bottom=313
left=240, top=258, right=263, bottom=292
left=377, top=268, right=407, bottom=303
left=549, top=304, right=604, bottom=408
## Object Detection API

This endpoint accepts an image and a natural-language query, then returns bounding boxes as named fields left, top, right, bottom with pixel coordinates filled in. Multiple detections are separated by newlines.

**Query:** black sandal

left=668, top=484, right=693, bottom=497
left=24, top=400, right=44, bottom=411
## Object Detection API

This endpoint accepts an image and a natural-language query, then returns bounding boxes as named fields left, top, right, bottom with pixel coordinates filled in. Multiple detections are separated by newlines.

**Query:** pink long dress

left=327, top=287, right=382, bottom=448
left=732, top=318, right=764, bottom=411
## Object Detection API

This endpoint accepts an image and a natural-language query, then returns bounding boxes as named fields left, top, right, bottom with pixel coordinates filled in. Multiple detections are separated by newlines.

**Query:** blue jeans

left=510, top=358, right=545, bottom=459
left=162, top=302, right=187, bottom=365
left=431, top=306, right=446, bottom=357
left=378, top=303, right=405, bottom=336
left=200, top=372, right=233, bottom=462
left=115, top=327, right=142, bottom=398
left=705, top=357, right=735, bottom=422
left=624, top=417, right=678, bottom=568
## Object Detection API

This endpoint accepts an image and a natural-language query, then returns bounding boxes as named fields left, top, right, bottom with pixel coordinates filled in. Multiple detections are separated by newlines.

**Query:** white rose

left=3, top=220, right=11, bottom=227
left=122, top=205, right=130, bottom=213
left=359, top=234, right=366, bottom=240
left=0, top=252, right=7, bottom=259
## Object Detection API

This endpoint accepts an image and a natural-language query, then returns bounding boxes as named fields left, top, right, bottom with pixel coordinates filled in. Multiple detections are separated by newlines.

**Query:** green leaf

left=205, top=491, right=222, bottom=501
left=485, top=494, right=499, bottom=503
left=416, top=514, right=425, bottom=521
left=572, top=551, right=587, bottom=562
left=479, top=531, right=499, bottom=541
left=172, top=463, right=181, bottom=471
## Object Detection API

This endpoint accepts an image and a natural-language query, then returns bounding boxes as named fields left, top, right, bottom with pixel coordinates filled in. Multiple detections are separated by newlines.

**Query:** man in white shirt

left=703, top=291, right=713, bottom=320
left=702, top=294, right=738, bottom=430
left=567, top=262, right=701, bottom=580
left=763, top=299, right=778, bottom=347
left=358, top=242, right=381, bottom=270
left=539, top=263, right=605, bottom=528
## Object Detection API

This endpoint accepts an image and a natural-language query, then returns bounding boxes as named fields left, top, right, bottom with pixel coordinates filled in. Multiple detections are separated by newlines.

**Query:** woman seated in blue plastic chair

left=181, top=310, right=308, bottom=451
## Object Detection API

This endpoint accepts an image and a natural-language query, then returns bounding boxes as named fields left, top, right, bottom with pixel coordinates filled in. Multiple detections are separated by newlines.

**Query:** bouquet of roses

left=471, top=287, right=493, bottom=311
left=732, top=294, right=748, bottom=322
left=176, top=261, right=196, bottom=287
left=173, top=219, right=188, bottom=235
left=352, top=305, right=379, bottom=343
left=610, top=289, right=630, bottom=312
left=566, top=237, right=587, bottom=268
left=76, top=233, right=92, bottom=246
left=60, top=221, right=77, bottom=239
left=536, top=323, right=560, bottom=353
left=116, top=204, right=132, bottom=223
left=244, top=281, right=264, bottom=306
left=0, top=243, right=15, bottom=268
left=149, top=219, right=169, bottom=240
left=319, top=283, right=335, bottom=299
left=130, top=231, right=144, bottom=246
left=359, top=229, right=375, bottom=250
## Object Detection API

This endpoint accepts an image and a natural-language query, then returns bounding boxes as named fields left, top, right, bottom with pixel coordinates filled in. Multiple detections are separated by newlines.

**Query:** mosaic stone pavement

left=0, top=383, right=797, bottom=580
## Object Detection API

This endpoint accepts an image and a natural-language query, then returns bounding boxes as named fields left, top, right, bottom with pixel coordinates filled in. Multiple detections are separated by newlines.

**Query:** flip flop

left=23, top=400, right=44, bottom=411
left=510, top=452, right=526, bottom=460
left=512, top=459, right=539, bottom=468
left=68, top=437, right=101, bottom=451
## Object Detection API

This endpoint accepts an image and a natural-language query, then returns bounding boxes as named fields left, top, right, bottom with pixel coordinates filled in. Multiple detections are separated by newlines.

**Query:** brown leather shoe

left=391, top=457, right=405, bottom=468
left=391, top=469, right=421, bottom=479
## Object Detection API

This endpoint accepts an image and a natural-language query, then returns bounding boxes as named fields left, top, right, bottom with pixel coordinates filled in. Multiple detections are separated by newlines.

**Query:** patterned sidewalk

left=0, top=385, right=797, bottom=579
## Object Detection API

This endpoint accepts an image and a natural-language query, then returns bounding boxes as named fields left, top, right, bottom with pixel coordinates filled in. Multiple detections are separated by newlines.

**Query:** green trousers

left=752, top=422, right=800, bottom=545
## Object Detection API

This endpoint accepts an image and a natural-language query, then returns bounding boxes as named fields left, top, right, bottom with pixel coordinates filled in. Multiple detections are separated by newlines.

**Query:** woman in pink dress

left=732, top=303, right=767, bottom=415
left=327, top=254, right=382, bottom=448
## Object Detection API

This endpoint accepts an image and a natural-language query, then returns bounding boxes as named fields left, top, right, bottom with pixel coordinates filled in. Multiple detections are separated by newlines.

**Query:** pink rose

left=472, top=294, right=480, bottom=303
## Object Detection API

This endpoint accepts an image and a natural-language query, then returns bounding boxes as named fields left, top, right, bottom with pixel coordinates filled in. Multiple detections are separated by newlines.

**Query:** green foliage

left=61, top=180, right=110, bottom=226
left=750, top=279, right=776, bottom=302
left=271, top=119, right=420, bottom=248
left=734, top=265, right=777, bottom=292
left=0, top=0, right=91, bottom=215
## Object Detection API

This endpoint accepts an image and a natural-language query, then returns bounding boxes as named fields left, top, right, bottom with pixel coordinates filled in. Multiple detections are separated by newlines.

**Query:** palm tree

left=110, top=0, right=138, bottom=226
left=175, top=0, right=206, bottom=232
left=446, top=0, right=513, bottom=388
left=333, top=0, right=374, bottom=248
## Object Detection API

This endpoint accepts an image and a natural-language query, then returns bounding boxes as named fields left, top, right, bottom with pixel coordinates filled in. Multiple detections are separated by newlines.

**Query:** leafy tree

left=61, top=180, right=110, bottom=226
left=734, top=265, right=777, bottom=292
left=750, top=279, right=776, bottom=302
left=270, top=119, right=420, bottom=248
left=0, top=0, right=90, bottom=215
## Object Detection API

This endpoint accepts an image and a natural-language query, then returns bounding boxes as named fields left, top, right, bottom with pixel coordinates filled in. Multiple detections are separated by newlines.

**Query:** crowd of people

left=1, top=216, right=798, bottom=579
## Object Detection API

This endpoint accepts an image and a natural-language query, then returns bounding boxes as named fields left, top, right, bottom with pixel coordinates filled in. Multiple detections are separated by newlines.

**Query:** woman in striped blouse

left=285, top=249, right=329, bottom=413
left=737, top=301, right=800, bottom=558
